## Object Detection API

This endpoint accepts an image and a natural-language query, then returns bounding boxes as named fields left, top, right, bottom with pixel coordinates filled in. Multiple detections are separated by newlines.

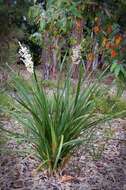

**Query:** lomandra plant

left=8, top=64, right=126, bottom=174
left=5, top=43, right=125, bottom=173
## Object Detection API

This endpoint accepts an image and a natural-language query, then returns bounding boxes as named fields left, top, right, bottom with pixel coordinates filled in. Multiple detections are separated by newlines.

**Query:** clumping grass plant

left=6, top=64, right=126, bottom=174
left=2, top=44, right=126, bottom=173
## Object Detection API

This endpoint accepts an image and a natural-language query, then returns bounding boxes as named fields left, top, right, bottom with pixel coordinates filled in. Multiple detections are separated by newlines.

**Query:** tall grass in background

left=2, top=64, right=126, bottom=174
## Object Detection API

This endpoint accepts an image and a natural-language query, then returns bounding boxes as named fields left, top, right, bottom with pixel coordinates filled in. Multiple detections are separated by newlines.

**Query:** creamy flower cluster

left=18, top=41, right=34, bottom=74
left=71, top=44, right=81, bottom=65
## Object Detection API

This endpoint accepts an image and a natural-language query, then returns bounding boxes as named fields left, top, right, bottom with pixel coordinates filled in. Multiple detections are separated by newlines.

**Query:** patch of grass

left=94, top=94, right=126, bottom=114
left=0, top=91, right=14, bottom=117
left=0, top=129, right=8, bottom=146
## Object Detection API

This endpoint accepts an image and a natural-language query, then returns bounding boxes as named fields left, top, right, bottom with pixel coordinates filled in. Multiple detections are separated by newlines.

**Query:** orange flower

left=107, top=25, right=112, bottom=34
left=111, top=50, right=117, bottom=58
left=87, top=53, right=94, bottom=62
left=93, top=26, right=100, bottom=34
left=114, top=35, right=122, bottom=46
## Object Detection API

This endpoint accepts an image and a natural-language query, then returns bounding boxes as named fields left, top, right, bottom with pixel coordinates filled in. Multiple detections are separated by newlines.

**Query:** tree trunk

left=41, top=32, right=50, bottom=80
left=92, top=42, right=99, bottom=71
left=50, top=37, right=59, bottom=79
left=41, top=33, right=59, bottom=80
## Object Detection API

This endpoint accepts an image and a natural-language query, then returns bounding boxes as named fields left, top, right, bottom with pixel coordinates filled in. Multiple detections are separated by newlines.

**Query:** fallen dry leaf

left=60, top=175, right=75, bottom=183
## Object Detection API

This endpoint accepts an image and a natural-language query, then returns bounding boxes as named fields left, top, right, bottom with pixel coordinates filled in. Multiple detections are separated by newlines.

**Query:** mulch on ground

left=0, top=118, right=126, bottom=190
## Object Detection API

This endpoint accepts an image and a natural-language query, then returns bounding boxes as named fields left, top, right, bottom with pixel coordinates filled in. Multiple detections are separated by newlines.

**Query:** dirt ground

left=0, top=118, right=126, bottom=190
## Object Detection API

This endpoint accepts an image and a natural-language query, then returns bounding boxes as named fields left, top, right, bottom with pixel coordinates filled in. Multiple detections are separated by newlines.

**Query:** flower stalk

left=18, top=41, right=34, bottom=74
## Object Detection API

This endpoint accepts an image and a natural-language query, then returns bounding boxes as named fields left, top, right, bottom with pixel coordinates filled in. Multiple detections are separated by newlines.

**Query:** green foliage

left=28, top=4, right=42, bottom=23
left=4, top=68, right=125, bottom=173
left=0, top=92, right=13, bottom=111
left=26, top=0, right=126, bottom=82
left=0, top=91, right=15, bottom=119
left=95, top=93, right=126, bottom=114
left=29, top=32, right=43, bottom=47
left=110, top=61, right=126, bottom=78
left=115, top=77, right=126, bottom=97
left=0, top=0, right=33, bottom=65
left=0, top=127, right=8, bottom=147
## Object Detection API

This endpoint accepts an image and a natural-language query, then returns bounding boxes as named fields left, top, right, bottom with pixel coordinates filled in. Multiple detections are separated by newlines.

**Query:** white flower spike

left=18, top=41, right=34, bottom=74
